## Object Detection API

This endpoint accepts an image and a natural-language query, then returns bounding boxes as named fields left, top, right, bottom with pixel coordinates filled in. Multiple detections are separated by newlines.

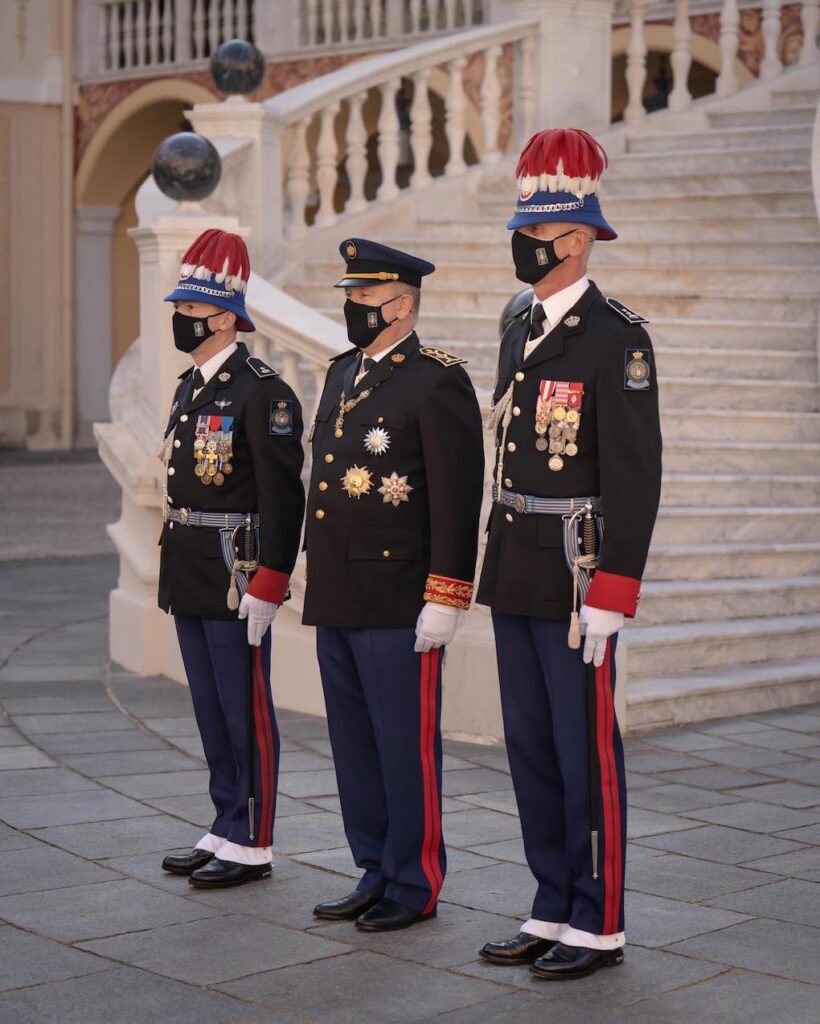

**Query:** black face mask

left=511, top=229, right=575, bottom=285
left=343, top=297, right=401, bottom=350
left=172, top=311, right=219, bottom=353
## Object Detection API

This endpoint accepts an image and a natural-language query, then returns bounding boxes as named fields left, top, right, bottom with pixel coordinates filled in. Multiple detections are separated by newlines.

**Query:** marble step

left=415, top=212, right=820, bottom=243
left=477, top=169, right=815, bottom=201
left=580, top=146, right=811, bottom=178
left=660, top=409, right=820, bottom=444
left=661, top=472, right=820, bottom=506
left=638, top=575, right=820, bottom=626
left=662, top=439, right=820, bottom=475
left=624, top=612, right=820, bottom=678
left=645, top=540, right=820, bottom=581
left=772, top=87, right=820, bottom=108
left=625, top=122, right=813, bottom=153
left=380, top=236, right=820, bottom=267
left=625, top=655, right=820, bottom=732
left=555, top=190, right=817, bottom=219
left=652, top=507, right=820, bottom=545
left=658, top=376, right=818, bottom=412
left=708, top=105, right=817, bottom=128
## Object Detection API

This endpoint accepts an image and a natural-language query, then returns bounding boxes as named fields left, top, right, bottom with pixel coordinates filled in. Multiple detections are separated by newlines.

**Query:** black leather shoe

left=161, top=848, right=215, bottom=875
left=355, top=897, right=436, bottom=932
left=479, top=931, right=557, bottom=965
left=313, top=890, right=382, bottom=921
left=188, top=858, right=272, bottom=889
left=530, top=941, right=624, bottom=980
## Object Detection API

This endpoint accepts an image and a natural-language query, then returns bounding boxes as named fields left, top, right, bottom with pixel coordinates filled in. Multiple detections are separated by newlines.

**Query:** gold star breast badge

left=341, top=465, right=373, bottom=498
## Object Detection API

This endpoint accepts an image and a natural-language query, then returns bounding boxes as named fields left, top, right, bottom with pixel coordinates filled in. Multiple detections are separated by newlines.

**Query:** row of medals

left=535, top=401, right=580, bottom=473
left=194, top=434, right=233, bottom=486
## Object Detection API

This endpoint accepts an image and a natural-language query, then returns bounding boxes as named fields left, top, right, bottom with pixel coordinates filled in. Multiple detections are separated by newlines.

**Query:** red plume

left=516, top=128, right=608, bottom=183
left=180, top=229, right=250, bottom=292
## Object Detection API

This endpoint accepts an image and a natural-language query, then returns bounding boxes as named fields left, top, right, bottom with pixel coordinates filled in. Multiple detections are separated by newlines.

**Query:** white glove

left=579, top=605, right=624, bottom=668
left=237, top=593, right=278, bottom=647
left=414, top=602, right=463, bottom=654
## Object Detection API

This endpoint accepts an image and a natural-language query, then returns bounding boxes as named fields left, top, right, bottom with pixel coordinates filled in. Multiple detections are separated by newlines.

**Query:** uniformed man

left=476, top=129, right=662, bottom=978
left=305, top=239, right=484, bottom=931
left=157, top=228, right=305, bottom=888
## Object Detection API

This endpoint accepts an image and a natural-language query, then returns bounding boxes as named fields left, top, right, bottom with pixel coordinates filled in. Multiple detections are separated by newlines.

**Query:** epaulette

left=606, top=297, right=649, bottom=325
left=246, top=355, right=280, bottom=379
left=419, top=346, right=467, bottom=367
left=330, top=347, right=359, bottom=362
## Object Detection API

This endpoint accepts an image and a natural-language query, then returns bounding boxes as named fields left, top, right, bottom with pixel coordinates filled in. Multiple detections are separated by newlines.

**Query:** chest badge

left=364, top=426, right=391, bottom=456
left=218, top=371, right=231, bottom=383
left=624, top=349, right=651, bottom=390
left=215, top=399, right=232, bottom=410
left=194, top=414, right=234, bottom=486
left=564, top=315, right=580, bottom=328
left=378, top=472, right=413, bottom=507
left=341, top=465, right=373, bottom=498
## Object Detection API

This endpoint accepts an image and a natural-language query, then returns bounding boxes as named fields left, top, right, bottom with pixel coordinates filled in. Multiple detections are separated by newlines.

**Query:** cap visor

left=506, top=210, right=617, bottom=240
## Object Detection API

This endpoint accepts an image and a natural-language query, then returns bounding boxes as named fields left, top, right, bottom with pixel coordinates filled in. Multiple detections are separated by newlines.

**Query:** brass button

left=507, top=442, right=516, bottom=453
left=315, top=509, right=325, bottom=520
left=515, top=372, right=524, bottom=382
left=167, top=467, right=175, bottom=476
left=180, top=414, right=188, bottom=423
left=378, top=416, right=384, bottom=424
left=167, top=494, right=172, bottom=503
left=512, top=406, right=521, bottom=416
left=505, top=513, right=513, bottom=523
left=382, top=550, right=391, bottom=558
left=504, top=477, right=512, bottom=488
left=173, top=439, right=181, bottom=448
left=324, top=454, right=334, bottom=464
left=335, top=429, right=343, bottom=438
left=318, top=481, right=328, bottom=491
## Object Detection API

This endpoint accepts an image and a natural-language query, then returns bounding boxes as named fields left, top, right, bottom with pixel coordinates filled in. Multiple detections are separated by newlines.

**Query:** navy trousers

left=317, top=626, right=445, bottom=913
left=492, top=613, right=626, bottom=936
left=174, top=616, right=279, bottom=848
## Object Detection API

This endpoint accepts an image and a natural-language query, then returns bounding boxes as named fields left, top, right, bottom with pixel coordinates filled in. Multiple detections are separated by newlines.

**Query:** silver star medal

left=364, top=426, right=391, bottom=456
left=378, top=472, right=413, bottom=507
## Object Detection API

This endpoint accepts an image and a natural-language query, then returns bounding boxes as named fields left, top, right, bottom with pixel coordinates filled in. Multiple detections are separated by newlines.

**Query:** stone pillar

left=188, top=102, right=285, bottom=275
left=489, top=0, right=616, bottom=135
left=94, top=210, right=245, bottom=680
left=75, top=206, right=120, bottom=447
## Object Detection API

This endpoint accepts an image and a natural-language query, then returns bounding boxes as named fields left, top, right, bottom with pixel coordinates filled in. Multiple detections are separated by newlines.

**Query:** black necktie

left=529, top=304, right=547, bottom=341
left=192, top=369, right=205, bottom=390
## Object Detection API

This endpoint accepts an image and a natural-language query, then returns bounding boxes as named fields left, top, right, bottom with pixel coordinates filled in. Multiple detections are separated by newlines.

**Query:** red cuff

left=585, top=571, right=641, bottom=618
left=423, top=574, right=474, bottom=611
left=247, top=566, right=290, bottom=605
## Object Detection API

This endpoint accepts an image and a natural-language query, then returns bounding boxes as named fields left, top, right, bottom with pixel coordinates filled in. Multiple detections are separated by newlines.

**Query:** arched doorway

left=74, top=80, right=213, bottom=445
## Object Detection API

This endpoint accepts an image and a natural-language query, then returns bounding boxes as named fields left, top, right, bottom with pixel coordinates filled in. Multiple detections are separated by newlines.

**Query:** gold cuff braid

left=423, top=574, right=474, bottom=611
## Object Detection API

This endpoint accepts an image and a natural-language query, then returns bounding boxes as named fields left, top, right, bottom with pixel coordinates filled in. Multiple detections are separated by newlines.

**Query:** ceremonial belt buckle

left=513, top=493, right=527, bottom=515
left=178, top=508, right=189, bottom=526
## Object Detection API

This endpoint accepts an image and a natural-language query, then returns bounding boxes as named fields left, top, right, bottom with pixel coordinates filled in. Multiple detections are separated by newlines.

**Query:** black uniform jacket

left=158, top=342, right=305, bottom=620
left=477, top=282, right=662, bottom=621
left=302, top=331, right=485, bottom=628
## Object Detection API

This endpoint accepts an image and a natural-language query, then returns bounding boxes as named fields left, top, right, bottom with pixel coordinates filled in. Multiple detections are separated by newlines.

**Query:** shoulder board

left=329, top=347, right=359, bottom=363
left=606, top=297, right=649, bottom=325
left=419, top=346, right=467, bottom=367
left=246, top=356, right=280, bottom=379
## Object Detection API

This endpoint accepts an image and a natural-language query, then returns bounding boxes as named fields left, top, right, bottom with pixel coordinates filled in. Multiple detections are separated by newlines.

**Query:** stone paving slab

left=0, top=556, right=818, bottom=1022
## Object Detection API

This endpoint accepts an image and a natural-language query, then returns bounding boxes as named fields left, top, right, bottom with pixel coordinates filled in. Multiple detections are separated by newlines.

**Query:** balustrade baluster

left=148, top=0, right=160, bottom=63
left=409, top=67, right=433, bottom=188
left=305, top=0, right=319, bottom=45
left=377, top=79, right=401, bottom=200
left=444, top=56, right=467, bottom=176
left=207, top=0, right=221, bottom=53
left=286, top=118, right=312, bottom=239
left=760, top=0, right=783, bottom=80
left=122, top=1, right=135, bottom=68
left=236, top=0, right=250, bottom=39
left=345, top=91, right=369, bottom=212
left=192, top=0, right=206, bottom=60
left=480, top=45, right=502, bottom=163
left=518, top=35, right=536, bottom=145
left=668, top=0, right=692, bottom=110
left=315, top=104, right=341, bottom=226
left=716, top=0, right=740, bottom=97
left=799, top=0, right=820, bottom=63
left=624, top=0, right=648, bottom=124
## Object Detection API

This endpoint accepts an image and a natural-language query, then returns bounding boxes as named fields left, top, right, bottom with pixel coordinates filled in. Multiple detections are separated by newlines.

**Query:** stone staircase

left=281, top=82, right=820, bottom=730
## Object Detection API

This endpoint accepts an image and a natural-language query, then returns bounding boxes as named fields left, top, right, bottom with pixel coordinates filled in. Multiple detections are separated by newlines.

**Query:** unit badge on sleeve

left=270, top=399, right=294, bottom=435
left=624, top=349, right=651, bottom=391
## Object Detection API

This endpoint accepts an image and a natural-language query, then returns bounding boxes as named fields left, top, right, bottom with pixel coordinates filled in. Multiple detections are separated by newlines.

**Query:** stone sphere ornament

left=210, top=38, right=266, bottom=96
left=151, top=132, right=222, bottom=202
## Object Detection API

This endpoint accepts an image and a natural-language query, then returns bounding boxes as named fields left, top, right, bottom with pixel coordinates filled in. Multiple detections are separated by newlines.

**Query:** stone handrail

left=260, top=19, right=538, bottom=239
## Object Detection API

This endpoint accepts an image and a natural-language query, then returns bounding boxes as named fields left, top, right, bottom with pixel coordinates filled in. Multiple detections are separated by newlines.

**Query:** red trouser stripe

left=419, top=648, right=443, bottom=914
left=252, top=645, right=276, bottom=847
left=595, top=639, right=622, bottom=935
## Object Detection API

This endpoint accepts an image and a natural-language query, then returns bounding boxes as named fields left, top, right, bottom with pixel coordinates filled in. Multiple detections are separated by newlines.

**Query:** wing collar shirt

left=524, top=276, right=590, bottom=361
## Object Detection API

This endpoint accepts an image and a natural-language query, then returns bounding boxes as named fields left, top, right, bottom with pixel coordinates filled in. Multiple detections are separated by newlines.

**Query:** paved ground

left=0, top=555, right=819, bottom=1023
